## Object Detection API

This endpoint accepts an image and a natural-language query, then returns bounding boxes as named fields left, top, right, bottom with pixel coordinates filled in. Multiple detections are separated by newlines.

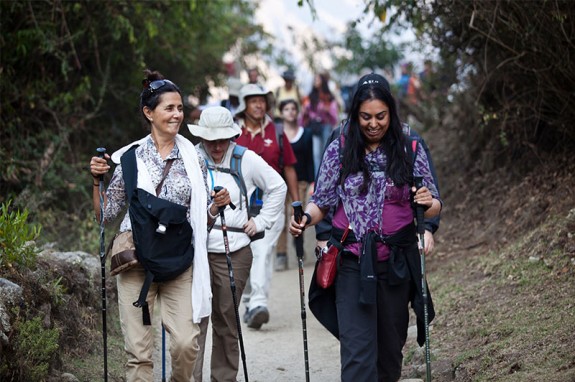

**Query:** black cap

left=282, top=70, right=296, bottom=81
left=357, top=72, right=390, bottom=92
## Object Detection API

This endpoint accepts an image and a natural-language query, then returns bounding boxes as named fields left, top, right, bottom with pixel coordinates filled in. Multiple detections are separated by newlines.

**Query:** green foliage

left=371, top=0, right=575, bottom=168
left=331, top=24, right=401, bottom=76
left=47, top=276, right=67, bottom=307
left=0, top=200, right=41, bottom=268
left=0, top=0, right=265, bottom=251
left=13, top=316, right=60, bottom=381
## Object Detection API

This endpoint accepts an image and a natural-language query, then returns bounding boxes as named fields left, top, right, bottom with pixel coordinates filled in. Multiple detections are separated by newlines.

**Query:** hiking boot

left=246, top=306, right=269, bottom=329
left=243, top=307, right=250, bottom=324
left=275, top=252, right=288, bottom=271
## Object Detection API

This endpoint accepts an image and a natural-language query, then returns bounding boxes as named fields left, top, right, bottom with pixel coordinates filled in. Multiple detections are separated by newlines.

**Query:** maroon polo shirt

left=235, top=119, right=297, bottom=174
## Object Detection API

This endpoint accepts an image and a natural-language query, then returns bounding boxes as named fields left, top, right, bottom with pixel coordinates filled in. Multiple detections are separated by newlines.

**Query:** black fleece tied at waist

left=309, top=222, right=435, bottom=347
left=361, top=223, right=418, bottom=305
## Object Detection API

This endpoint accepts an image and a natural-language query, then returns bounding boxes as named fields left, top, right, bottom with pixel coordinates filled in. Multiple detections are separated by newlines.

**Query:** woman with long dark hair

left=289, top=73, right=442, bottom=381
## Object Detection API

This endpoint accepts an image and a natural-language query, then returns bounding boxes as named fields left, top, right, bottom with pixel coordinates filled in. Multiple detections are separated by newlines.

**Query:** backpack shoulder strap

left=410, top=136, right=418, bottom=165
left=230, top=144, right=248, bottom=200
left=120, top=145, right=139, bottom=201
left=411, top=137, right=418, bottom=183
left=231, top=144, right=252, bottom=220
left=206, top=144, right=250, bottom=216
left=402, top=122, right=418, bottom=168
left=406, top=126, right=419, bottom=170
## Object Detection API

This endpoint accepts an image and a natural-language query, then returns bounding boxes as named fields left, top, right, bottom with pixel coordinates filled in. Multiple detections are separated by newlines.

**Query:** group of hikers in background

left=89, top=62, right=442, bottom=381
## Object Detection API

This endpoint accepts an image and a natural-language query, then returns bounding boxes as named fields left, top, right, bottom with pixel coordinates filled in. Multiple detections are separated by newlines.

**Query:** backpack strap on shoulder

left=230, top=145, right=250, bottom=215
left=205, top=144, right=250, bottom=217
left=402, top=122, right=418, bottom=169
left=120, top=145, right=139, bottom=201
left=119, top=144, right=153, bottom=326
left=411, top=138, right=418, bottom=166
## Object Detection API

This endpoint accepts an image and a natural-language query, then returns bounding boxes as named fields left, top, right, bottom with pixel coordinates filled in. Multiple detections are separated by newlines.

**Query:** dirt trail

left=154, top=229, right=341, bottom=381
left=153, top=227, right=426, bottom=381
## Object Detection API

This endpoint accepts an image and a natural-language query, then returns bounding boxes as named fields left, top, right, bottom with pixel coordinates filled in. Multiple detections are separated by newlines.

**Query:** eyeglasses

left=142, top=79, right=174, bottom=93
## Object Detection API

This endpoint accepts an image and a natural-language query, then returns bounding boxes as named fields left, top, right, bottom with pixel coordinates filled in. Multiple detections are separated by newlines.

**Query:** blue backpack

left=205, top=144, right=265, bottom=241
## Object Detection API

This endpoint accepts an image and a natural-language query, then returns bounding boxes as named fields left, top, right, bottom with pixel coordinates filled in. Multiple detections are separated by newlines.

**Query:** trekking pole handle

left=213, top=186, right=236, bottom=210
left=414, top=177, right=425, bottom=235
left=96, top=147, right=106, bottom=182
left=292, top=201, right=303, bottom=224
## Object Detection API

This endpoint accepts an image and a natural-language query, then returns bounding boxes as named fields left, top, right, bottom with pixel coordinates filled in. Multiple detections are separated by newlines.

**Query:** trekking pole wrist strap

left=303, top=212, right=312, bottom=227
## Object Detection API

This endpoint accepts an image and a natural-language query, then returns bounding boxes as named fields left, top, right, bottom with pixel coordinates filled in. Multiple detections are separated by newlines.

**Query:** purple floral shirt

left=311, top=137, right=440, bottom=258
left=103, top=136, right=209, bottom=232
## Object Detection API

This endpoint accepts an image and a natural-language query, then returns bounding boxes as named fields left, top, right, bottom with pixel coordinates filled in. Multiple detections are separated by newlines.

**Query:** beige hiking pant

left=193, top=245, right=253, bottom=382
left=117, top=264, right=199, bottom=382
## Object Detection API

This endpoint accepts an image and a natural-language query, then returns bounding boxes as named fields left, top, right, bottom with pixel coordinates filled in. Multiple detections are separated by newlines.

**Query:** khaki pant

left=117, top=265, right=199, bottom=382
left=193, top=245, right=253, bottom=382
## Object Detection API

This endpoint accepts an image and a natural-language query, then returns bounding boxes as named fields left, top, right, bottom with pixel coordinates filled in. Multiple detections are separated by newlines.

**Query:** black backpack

left=121, top=146, right=195, bottom=325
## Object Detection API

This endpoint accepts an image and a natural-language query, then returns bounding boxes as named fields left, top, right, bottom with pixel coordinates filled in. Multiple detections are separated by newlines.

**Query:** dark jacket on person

left=308, top=224, right=435, bottom=347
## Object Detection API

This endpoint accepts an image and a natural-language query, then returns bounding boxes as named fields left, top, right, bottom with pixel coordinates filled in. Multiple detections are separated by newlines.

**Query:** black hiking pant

left=336, top=252, right=410, bottom=382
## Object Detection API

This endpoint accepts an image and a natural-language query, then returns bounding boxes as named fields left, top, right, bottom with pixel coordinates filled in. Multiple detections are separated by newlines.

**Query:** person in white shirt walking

left=189, top=106, right=286, bottom=382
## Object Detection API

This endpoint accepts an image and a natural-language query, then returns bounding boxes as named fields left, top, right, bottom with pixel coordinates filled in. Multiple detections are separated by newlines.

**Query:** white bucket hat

left=226, top=77, right=243, bottom=98
left=235, top=83, right=274, bottom=116
left=187, top=106, right=242, bottom=141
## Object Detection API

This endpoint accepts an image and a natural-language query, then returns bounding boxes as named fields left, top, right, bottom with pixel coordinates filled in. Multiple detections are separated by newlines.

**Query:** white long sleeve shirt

left=197, top=141, right=287, bottom=253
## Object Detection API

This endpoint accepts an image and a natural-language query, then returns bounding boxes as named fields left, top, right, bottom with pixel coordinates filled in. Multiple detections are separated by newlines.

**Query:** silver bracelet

left=207, top=203, right=219, bottom=219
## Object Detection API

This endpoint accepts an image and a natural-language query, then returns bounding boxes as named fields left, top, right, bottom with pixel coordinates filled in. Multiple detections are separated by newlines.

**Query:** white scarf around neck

left=111, top=134, right=211, bottom=323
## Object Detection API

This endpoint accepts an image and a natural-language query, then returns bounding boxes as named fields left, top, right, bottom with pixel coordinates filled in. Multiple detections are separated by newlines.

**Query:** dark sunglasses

left=142, top=79, right=174, bottom=93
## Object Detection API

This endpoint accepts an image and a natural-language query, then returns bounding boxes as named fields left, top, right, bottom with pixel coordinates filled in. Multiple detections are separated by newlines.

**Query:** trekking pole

left=96, top=147, right=108, bottom=382
left=213, top=186, right=248, bottom=382
left=161, top=324, right=166, bottom=382
left=414, top=177, right=431, bottom=382
left=292, top=201, right=310, bottom=382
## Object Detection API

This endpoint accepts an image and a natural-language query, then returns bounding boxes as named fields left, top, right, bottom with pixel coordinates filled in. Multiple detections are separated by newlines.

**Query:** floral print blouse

left=103, top=136, right=210, bottom=232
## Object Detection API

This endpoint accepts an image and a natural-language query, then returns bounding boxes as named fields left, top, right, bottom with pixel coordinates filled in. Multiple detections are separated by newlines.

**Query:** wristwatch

left=303, top=212, right=312, bottom=227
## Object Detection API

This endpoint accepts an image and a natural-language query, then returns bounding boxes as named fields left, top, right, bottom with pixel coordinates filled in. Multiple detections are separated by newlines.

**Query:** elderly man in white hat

left=233, top=83, right=300, bottom=330
left=189, top=106, right=286, bottom=382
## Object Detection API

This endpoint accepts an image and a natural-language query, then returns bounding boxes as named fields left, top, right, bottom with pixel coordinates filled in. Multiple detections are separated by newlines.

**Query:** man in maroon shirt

left=234, top=84, right=300, bottom=329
